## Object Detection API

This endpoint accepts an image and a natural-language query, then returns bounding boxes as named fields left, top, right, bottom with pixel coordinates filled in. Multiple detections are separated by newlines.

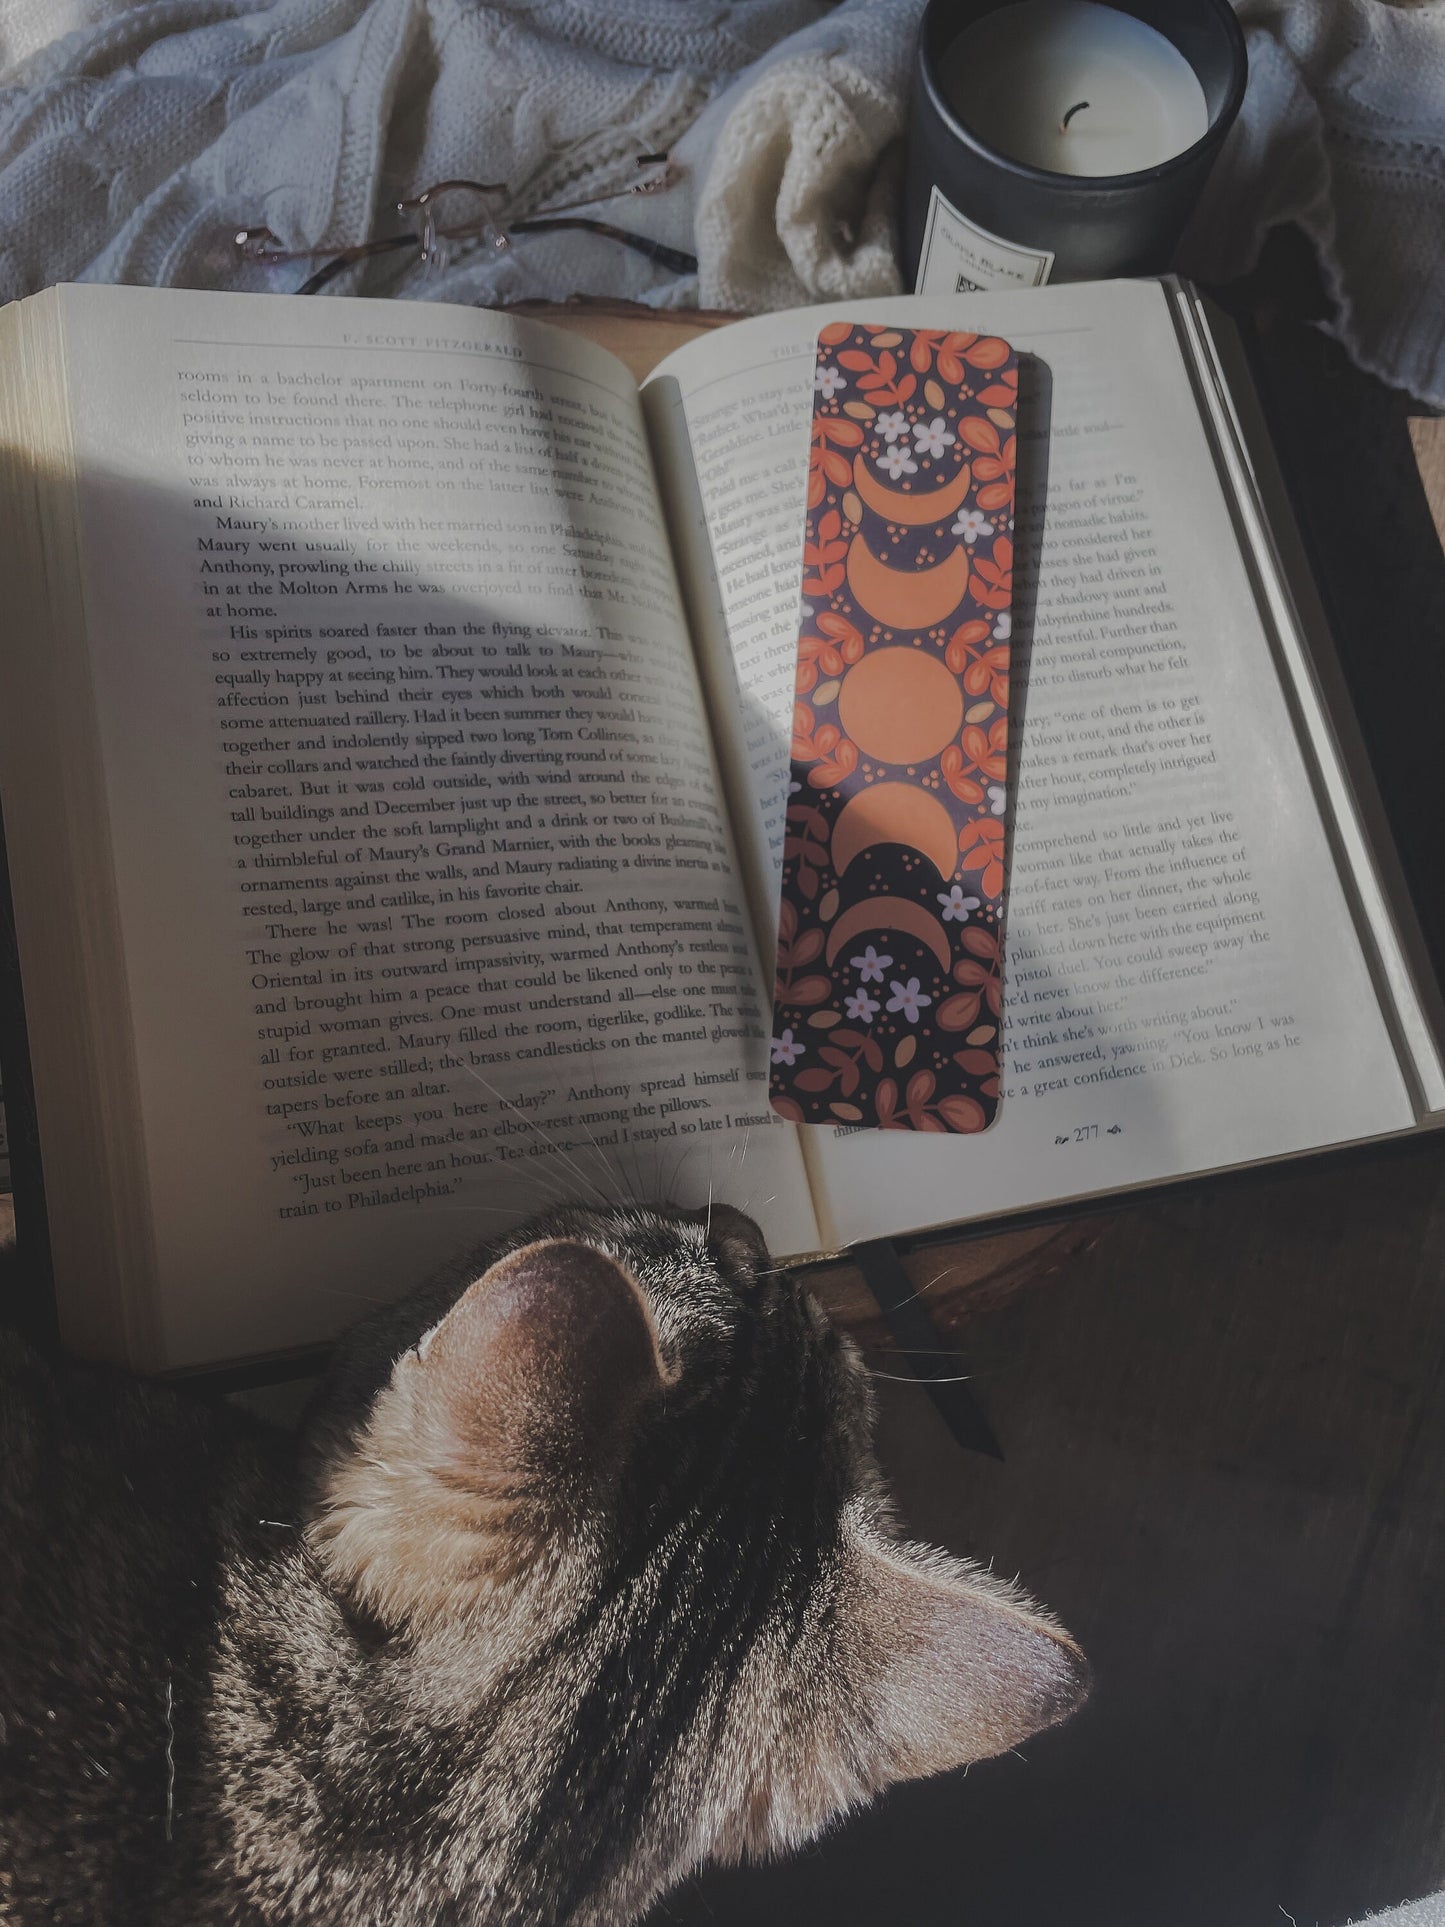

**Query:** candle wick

left=1059, top=99, right=1090, bottom=132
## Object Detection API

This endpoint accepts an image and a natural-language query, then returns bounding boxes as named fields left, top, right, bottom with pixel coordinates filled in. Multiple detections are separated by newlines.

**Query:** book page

left=47, top=286, right=814, bottom=1366
left=643, top=282, right=1417, bottom=1244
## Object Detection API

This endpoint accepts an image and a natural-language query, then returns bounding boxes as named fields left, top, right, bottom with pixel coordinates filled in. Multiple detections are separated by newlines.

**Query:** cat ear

left=740, top=1521, right=1087, bottom=1855
left=312, top=1240, right=668, bottom=1622
left=402, top=1237, right=669, bottom=1490
left=845, top=1525, right=1088, bottom=1783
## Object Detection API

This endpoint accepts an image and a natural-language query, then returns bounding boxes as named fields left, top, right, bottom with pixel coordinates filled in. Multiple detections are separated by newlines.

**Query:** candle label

left=914, top=187, right=1055, bottom=297
left=770, top=322, right=1018, bottom=1135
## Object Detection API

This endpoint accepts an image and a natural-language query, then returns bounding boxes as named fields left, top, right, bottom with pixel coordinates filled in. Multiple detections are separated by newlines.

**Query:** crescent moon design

left=852, top=453, right=972, bottom=527
left=830, top=782, right=958, bottom=882
left=846, top=535, right=970, bottom=632
left=825, top=896, right=953, bottom=977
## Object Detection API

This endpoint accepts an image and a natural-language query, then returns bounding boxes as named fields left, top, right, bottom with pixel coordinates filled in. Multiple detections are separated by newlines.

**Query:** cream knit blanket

left=1, top=0, right=1441, bottom=393
left=691, top=0, right=1445, bottom=404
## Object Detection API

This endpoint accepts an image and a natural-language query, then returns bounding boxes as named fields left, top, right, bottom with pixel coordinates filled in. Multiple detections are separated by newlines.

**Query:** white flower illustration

left=771, top=1028, right=804, bottom=1067
left=952, top=509, right=995, bottom=544
left=851, top=945, right=893, bottom=984
left=993, top=610, right=1012, bottom=640
left=877, top=444, right=918, bottom=481
left=886, top=977, right=933, bottom=1024
left=938, top=885, right=981, bottom=924
left=844, top=988, right=880, bottom=1022
left=987, top=783, right=1007, bottom=816
left=875, top=410, right=908, bottom=444
left=815, top=364, right=847, bottom=399
left=912, top=415, right=956, bottom=459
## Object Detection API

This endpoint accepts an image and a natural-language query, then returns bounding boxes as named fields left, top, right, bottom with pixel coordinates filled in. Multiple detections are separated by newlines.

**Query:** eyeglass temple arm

left=297, top=231, right=420, bottom=295
left=509, top=217, right=697, bottom=277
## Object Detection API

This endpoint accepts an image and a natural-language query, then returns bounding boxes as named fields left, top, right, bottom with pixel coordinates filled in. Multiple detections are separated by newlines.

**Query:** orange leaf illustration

left=938, top=1093, right=988, bottom=1132
left=953, top=1047, right=998, bottom=1076
left=958, top=817, right=1006, bottom=899
left=906, top=1069, right=937, bottom=1110
left=816, top=612, right=865, bottom=662
left=969, top=534, right=1013, bottom=610
left=937, top=990, right=983, bottom=1031
left=785, top=975, right=833, bottom=1007
left=958, top=417, right=1001, bottom=456
left=944, top=617, right=993, bottom=674
left=809, top=740, right=859, bottom=787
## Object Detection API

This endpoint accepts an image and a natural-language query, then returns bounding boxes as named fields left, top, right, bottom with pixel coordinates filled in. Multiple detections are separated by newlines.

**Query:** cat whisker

left=499, top=1159, right=584, bottom=1206
left=419, top=1202, right=532, bottom=1214
left=663, top=1145, right=686, bottom=1204
left=863, top=1367, right=975, bottom=1384
left=460, top=1065, right=610, bottom=1206
left=479, top=1141, right=584, bottom=1198
left=859, top=1344, right=973, bottom=1363
left=575, top=1114, right=635, bottom=1204
left=162, top=1675, right=176, bottom=1843
left=530, top=1114, right=619, bottom=1202
left=662, top=1142, right=701, bottom=1209
left=875, top=1266, right=952, bottom=1316
left=473, top=1147, right=602, bottom=1213
left=626, top=1135, right=657, bottom=1205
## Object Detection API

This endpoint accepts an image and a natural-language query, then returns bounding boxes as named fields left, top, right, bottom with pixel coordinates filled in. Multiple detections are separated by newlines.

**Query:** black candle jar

left=903, top=0, right=1247, bottom=291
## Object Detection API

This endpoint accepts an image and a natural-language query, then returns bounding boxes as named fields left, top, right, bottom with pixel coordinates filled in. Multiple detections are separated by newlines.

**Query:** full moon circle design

left=838, top=648, right=963, bottom=766
left=830, top=783, right=959, bottom=883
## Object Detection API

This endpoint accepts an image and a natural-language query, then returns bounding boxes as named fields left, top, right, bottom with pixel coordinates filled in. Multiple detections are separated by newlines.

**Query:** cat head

left=301, top=1203, right=1086, bottom=1921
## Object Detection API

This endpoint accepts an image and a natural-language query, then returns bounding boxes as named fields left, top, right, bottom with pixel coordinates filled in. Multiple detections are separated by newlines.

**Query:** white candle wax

left=939, top=0, right=1210, bottom=178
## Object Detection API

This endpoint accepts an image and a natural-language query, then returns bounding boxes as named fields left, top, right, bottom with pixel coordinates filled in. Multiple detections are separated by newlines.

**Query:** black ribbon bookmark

left=852, top=1238, right=1003, bottom=1461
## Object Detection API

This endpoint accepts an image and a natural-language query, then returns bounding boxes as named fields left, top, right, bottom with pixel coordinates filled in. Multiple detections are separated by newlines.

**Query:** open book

left=1, top=280, right=1441, bottom=1371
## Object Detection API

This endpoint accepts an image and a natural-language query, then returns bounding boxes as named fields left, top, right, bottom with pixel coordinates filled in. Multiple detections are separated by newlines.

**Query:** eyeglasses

left=234, top=157, right=696, bottom=294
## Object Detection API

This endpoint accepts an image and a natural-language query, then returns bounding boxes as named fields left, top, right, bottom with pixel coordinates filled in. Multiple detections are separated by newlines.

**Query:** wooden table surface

left=652, top=1132, right=1445, bottom=1927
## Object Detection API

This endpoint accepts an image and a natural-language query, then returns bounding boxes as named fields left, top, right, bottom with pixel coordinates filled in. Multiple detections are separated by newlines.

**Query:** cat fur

left=0, top=1202, right=1087, bottom=1925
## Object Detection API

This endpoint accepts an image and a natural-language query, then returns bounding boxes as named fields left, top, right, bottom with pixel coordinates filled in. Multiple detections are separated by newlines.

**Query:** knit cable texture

left=1, top=0, right=1441, bottom=401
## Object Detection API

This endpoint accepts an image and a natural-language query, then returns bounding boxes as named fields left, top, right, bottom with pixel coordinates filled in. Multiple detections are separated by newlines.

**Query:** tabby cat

left=0, top=1202, right=1086, bottom=1924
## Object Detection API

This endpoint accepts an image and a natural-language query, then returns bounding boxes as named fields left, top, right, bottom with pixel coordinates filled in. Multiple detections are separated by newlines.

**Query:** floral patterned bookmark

left=770, top=324, right=1017, bottom=1135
